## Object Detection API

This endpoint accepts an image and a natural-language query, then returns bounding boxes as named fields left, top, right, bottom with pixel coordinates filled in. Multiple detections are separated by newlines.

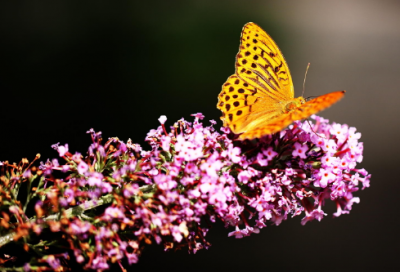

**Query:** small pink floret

left=158, top=115, right=167, bottom=124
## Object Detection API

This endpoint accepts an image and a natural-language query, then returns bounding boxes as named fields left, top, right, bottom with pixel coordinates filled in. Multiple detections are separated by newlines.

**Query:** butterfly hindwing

left=237, top=91, right=346, bottom=139
left=288, top=91, right=346, bottom=121
left=238, top=115, right=294, bottom=139
left=217, top=75, right=283, bottom=134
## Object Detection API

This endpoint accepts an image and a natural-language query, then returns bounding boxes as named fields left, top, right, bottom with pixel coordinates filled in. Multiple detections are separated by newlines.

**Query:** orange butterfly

left=217, top=22, right=345, bottom=140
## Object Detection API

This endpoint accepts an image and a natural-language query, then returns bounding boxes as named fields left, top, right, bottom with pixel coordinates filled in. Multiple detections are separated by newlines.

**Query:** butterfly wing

left=237, top=91, right=346, bottom=140
left=236, top=22, right=294, bottom=101
left=217, top=22, right=294, bottom=134
left=217, top=75, right=284, bottom=134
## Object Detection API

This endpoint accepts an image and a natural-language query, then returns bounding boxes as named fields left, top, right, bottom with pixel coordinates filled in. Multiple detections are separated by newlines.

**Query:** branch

left=0, top=184, right=157, bottom=248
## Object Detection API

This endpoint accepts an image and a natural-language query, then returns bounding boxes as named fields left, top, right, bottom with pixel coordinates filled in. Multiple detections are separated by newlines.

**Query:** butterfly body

left=217, top=23, right=345, bottom=140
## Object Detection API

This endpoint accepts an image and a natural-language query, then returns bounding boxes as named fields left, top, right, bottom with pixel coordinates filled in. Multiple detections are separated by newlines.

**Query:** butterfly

left=217, top=22, right=345, bottom=140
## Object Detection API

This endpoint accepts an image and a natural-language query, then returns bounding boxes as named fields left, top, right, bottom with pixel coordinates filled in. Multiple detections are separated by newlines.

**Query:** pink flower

left=321, top=154, right=338, bottom=167
left=91, top=256, right=109, bottom=270
left=191, top=112, right=205, bottom=120
left=57, top=144, right=69, bottom=157
left=301, top=208, right=327, bottom=225
left=87, top=172, right=103, bottom=186
left=238, top=170, right=252, bottom=184
left=318, top=168, right=336, bottom=188
left=262, top=147, right=278, bottom=160
left=64, top=188, right=75, bottom=203
left=311, top=134, right=325, bottom=147
left=199, top=176, right=216, bottom=193
left=348, top=127, right=361, bottom=143
left=228, top=226, right=246, bottom=239
left=103, top=207, right=125, bottom=220
left=158, top=115, right=167, bottom=124
left=322, top=139, right=337, bottom=154
left=160, top=135, right=171, bottom=151
left=70, top=220, right=92, bottom=235
left=123, top=184, right=140, bottom=198
left=77, top=161, right=89, bottom=175
left=46, top=255, right=61, bottom=270
left=292, top=142, right=308, bottom=159
left=200, top=157, right=223, bottom=178
left=154, top=174, right=177, bottom=190
left=330, top=123, right=348, bottom=142
left=126, top=253, right=139, bottom=264
left=256, top=152, right=269, bottom=166
left=228, top=145, right=241, bottom=163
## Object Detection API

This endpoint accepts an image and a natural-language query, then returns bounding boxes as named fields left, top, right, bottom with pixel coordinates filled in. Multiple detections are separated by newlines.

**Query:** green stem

left=0, top=184, right=156, bottom=248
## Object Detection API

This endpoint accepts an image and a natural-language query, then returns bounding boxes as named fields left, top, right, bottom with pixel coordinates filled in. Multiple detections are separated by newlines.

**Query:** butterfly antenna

left=306, top=119, right=326, bottom=139
left=302, top=63, right=311, bottom=98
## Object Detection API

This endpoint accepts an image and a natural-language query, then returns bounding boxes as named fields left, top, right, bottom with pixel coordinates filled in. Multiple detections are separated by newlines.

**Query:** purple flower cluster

left=0, top=113, right=370, bottom=271
left=137, top=114, right=370, bottom=240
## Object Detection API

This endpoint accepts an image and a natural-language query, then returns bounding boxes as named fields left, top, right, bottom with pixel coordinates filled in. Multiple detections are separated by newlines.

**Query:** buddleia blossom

left=0, top=114, right=369, bottom=271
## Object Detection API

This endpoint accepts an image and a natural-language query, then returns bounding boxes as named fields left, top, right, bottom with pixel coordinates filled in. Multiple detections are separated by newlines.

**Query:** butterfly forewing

left=236, top=23, right=294, bottom=101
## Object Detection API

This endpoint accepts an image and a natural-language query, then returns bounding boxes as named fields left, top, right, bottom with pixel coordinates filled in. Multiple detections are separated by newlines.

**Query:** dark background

left=0, top=1, right=398, bottom=271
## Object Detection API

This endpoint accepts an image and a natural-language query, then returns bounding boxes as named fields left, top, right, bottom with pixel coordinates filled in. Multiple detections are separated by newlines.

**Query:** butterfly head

left=283, top=97, right=306, bottom=114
